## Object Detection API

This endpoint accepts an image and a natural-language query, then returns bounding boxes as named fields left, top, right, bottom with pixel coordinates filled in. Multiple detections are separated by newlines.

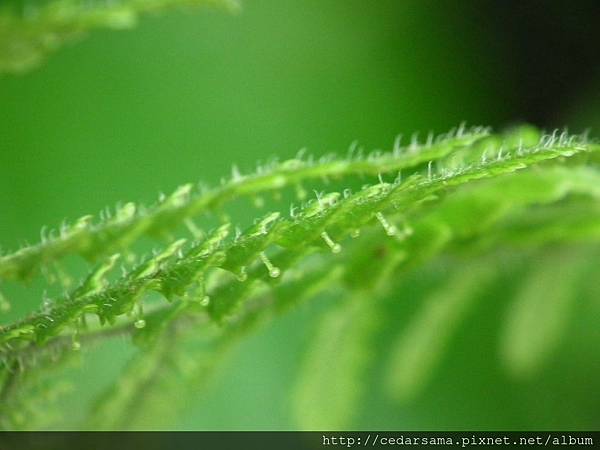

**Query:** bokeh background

left=1, top=0, right=599, bottom=430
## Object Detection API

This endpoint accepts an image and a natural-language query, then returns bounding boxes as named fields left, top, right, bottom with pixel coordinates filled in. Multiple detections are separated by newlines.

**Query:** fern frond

left=1, top=125, right=599, bottom=429
left=0, top=126, right=492, bottom=282
left=1, top=130, right=595, bottom=349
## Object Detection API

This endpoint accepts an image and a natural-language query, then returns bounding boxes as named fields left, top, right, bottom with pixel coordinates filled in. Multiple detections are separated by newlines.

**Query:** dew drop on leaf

left=375, top=212, right=397, bottom=236
left=259, top=252, right=281, bottom=278
left=321, top=231, right=342, bottom=253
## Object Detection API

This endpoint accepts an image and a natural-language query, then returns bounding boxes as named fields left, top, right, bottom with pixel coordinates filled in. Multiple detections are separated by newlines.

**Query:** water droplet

left=200, top=296, right=210, bottom=306
left=350, top=229, right=361, bottom=238
left=71, top=326, right=82, bottom=351
left=321, top=231, right=342, bottom=253
left=259, top=252, right=281, bottom=278
left=133, top=303, right=146, bottom=329
left=376, top=212, right=397, bottom=236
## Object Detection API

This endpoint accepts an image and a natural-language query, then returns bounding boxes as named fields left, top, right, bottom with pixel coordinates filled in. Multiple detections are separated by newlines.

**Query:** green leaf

left=0, top=0, right=240, bottom=74
left=498, top=249, right=589, bottom=378
left=292, top=295, right=379, bottom=430
left=384, top=265, right=495, bottom=402
left=1, top=125, right=599, bottom=429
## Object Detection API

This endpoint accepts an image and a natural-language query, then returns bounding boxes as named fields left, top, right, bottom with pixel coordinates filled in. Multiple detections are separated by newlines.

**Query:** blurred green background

left=1, top=0, right=599, bottom=430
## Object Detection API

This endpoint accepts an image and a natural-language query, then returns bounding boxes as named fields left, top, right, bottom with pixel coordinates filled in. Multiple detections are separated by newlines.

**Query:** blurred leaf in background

left=1, top=0, right=599, bottom=430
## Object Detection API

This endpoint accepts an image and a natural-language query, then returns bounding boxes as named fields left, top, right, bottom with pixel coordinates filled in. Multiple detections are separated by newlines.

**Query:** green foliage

left=385, top=265, right=495, bottom=402
left=292, top=295, right=379, bottom=430
left=0, top=0, right=239, bottom=74
left=498, top=249, right=590, bottom=378
left=0, top=125, right=599, bottom=429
